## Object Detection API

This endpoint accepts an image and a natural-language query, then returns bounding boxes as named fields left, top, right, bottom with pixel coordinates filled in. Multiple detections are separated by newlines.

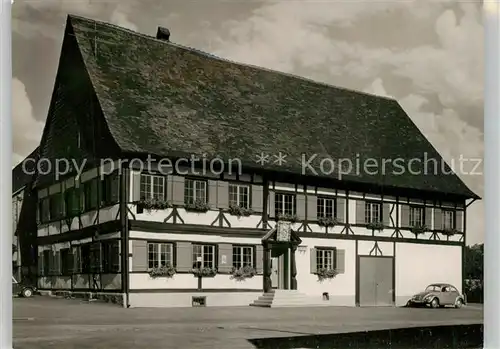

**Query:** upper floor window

left=147, top=242, right=173, bottom=269
left=192, top=244, right=215, bottom=268
left=442, top=210, right=454, bottom=230
left=102, top=173, right=120, bottom=205
left=275, top=192, right=295, bottom=216
left=82, top=179, right=99, bottom=211
left=65, top=188, right=80, bottom=217
left=140, top=174, right=165, bottom=201
left=317, top=197, right=336, bottom=218
left=185, top=179, right=207, bottom=204
left=409, top=206, right=424, bottom=227
left=316, top=248, right=336, bottom=270
left=365, top=201, right=381, bottom=224
left=233, top=246, right=253, bottom=269
left=49, top=194, right=63, bottom=221
left=229, top=184, right=249, bottom=209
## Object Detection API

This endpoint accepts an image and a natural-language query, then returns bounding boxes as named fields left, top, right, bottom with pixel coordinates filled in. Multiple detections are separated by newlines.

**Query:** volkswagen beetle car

left=407, top=283, right=466, bottom=308
left=12, top=276, right=37, bottom=298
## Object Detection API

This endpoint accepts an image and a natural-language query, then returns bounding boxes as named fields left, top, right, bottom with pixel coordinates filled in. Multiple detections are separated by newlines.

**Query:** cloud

left=12, top=78, right=44, bottom=167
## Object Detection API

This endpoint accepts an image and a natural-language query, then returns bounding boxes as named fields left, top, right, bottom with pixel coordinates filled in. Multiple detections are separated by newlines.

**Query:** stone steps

left=249, top=290, right=335, bottom=308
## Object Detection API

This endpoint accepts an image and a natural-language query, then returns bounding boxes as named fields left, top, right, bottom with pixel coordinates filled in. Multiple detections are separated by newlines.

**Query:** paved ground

left=13, top=296, right=483, bottom=349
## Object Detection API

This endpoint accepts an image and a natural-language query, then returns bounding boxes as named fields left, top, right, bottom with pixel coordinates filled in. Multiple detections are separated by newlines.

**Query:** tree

left=464, top=244, right=483, bottom=280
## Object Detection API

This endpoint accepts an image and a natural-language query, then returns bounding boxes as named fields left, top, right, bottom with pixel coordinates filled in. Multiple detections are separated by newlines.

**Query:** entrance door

left=271, top=257, right=279, bottom=289
left=358, top=256, right=394, bottom=306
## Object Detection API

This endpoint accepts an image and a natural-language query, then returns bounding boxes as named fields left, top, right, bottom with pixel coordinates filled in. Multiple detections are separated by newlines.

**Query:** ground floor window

left=232, top=246, right=253, bottom=269
left=102, top=241, right=120, bottom=273
left=192, top=244, right=215, bottom=268
left=148, top=242, right=173, bottom=269
left=42, top=250, right=50, bottom=276
left=316, top=248, right=336, bottom=270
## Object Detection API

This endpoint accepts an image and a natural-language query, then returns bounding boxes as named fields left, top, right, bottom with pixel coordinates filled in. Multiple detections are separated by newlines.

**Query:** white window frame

left=228, top=184, right=249, bottom=209
left=185, top=179, right=207, bottom=204
left=442, top=210, right=454, bottom=230
left=147, top=242, right=173, bottom=269
left=192, top=244, right=215, bottom=268
left=365, top=201, right=381, bottom=224
left=140, top=174, right=165, bottom=200
left=316, top=249, right=336, bottom=270
left=275, top=192, right=295, bottom=216
left=409, top=206, right=424, bottom=227
left=317, top=197, right=336, bottom=218
left=232, top=246, right=254, bottom=269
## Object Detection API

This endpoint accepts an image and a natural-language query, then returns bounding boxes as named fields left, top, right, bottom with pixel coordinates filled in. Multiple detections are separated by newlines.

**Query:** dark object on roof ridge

left=156, top=26, right=170, bottom=41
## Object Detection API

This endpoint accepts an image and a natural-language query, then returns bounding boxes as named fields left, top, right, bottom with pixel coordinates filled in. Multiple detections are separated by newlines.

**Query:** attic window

left=156, top=27, right=170, bottom=41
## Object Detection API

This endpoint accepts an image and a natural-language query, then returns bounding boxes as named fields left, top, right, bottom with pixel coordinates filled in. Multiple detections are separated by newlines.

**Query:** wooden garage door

left=358, top=256, right=394, bottom=306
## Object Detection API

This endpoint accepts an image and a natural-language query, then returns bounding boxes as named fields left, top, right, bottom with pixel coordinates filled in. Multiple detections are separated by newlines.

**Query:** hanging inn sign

left=276, top=221, right=292, bottom=241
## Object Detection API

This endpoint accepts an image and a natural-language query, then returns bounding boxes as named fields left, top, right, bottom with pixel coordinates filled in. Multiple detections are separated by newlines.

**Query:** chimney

left=156, top=27, right=170, bottom=41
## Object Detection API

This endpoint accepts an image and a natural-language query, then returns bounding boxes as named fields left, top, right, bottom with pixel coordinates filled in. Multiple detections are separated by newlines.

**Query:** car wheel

left=406, top=300, right=413, bottom=307
left=455, top=298, right=464, bottom=309
left=430, top=298, right=440, bottom=309
left=21, top=288, right=33, bottom=298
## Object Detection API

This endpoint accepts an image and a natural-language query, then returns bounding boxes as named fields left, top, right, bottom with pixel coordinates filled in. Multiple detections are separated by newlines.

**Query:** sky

left=11, top=0, right=484, bottom=245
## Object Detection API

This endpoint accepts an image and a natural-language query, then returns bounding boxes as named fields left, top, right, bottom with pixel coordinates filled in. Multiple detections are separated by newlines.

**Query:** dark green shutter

left=296, top=194, right=306, bottom=220
left=176, top=241, right=193, bottom=272
left=171, top=176, right=185, bottom=206
left=268, top=192, right=275, bottom=218
left=336, top=249, right=345, bottom=273
left=400, top=205, right=410, bottom=227
left=383, top=203, right=391, bottom=227
left=132, top=240, right=148, bottom=272
left=355, top=200, right=365, bottom=224
left=54, top=250, right=61, bottom=275
left=255, top=245, right=264, bottom=274
left=67, top=248, right=75, bottom=274
left=251, top=185, right=263, bottom=212
left=217, top=243, right=233, bottom=273
left=307, top=194, right=317, bottom=221
left=110, top=174, right=120, bottom=203
left=132, top=172, right=141, bottom=202
left=217, top=181, right=229, bottom=209
left=434, top=209, right=443, bottom=230
left=336, top=198, right=345, bottom=223
left=425, top=207, right=433, bottom=228
left=456, top=211, right=463, bottom=232
left=208, top=180, right=218, bottom=208
left=310, top=248, right=317, bottom=273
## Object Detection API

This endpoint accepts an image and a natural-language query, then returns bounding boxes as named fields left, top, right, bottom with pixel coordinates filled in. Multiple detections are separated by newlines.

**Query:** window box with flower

left=230, top=266, right=257, bottom=281
left=228, top=204, right=253, bottom=217
left=148, top=264, right=176, bottom=279
left=138, top=198, right=172, bottom=212
left=192, top=267, right=217, bottom=277
left=411, top=224, right=428, bottom=236
left=185, top=199, right=211, bottom=213
left=366, top=221, right=385, bottom=231
left=316, top=268, right=339, bottom=281
left=318, top=216, right=338, bottom=227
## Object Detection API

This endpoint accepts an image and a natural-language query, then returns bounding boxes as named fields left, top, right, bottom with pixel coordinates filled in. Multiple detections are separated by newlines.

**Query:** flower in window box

left=316, top=268, right=339, bottom=281
left=230, top=266, right=257, bottom=281
left=277, top=213, right=299, bottom=223
left=410, top=224, right=428, bottom=236
left=138, top=198, right=172, bottom=212
left=442, top=228, right=458, bottom=236
left=148, top=264, right=176, bottom=278
left=191, top=267, right=217, bottom=277
left=184, top=199, right=211, bottom=213
left=228, top=205, right=253, bottom=217
left=317, top=216, right=338, bottom=227
left=366, top=221, right=385, bottom=231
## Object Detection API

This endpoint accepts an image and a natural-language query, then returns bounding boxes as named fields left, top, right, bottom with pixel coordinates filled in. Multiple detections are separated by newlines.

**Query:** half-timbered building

left=30, top=15, right=479, bottom=308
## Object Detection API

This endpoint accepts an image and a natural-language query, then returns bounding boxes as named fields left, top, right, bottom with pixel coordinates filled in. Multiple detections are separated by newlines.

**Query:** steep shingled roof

left=12, top=147, right=39, bottom=194
left=64, top=15, right=478, bottom=199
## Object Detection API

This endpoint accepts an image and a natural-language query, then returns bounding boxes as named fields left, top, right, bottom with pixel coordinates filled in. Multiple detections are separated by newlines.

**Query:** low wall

left=249, top=324, right=483, bottom=349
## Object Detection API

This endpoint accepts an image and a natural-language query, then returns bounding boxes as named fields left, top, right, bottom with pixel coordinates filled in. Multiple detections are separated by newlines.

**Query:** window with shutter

left=409, top=206, right=424, bottom=227
left=316, top=248, right=336, bottom=270
left=60, top=248, right=71, bottom=275
left=192, top=244, right=215, bottom=268
left=275, top=193, right=296, bottom=216
left=147, top=242, right=173, bottom=269
left=317, top=197, right=336, bottom=218
left=140, top=174, right=165, bottom=200
left=364, top=201, right=381, bottom=223
left=232, top=246, right=254, bottom=269
left=228, top=184, right=249, bottom=208
left=185, top=179, right=207, bottom=204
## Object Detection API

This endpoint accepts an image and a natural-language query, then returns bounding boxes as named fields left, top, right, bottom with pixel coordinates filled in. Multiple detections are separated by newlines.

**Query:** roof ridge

left=67, top=14, right=396, bottom=102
